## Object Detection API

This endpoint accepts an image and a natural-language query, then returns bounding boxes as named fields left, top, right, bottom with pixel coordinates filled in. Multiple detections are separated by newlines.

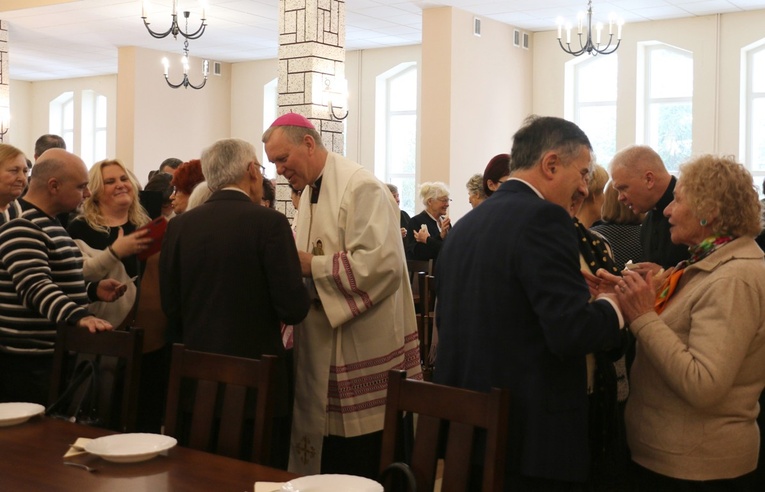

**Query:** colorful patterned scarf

left=654, top=234, right=734, bottom=313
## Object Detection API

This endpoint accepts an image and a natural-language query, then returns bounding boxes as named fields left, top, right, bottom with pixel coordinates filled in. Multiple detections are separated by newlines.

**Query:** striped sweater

left=0, top=199, right=90, bottom=355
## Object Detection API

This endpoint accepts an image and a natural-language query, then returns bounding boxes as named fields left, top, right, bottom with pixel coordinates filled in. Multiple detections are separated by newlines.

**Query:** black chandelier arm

left=328, top=102, right=349, bottom=120
left=142, top=11, right=207, bottom=40
left=164, top=74, right=207, bottom=90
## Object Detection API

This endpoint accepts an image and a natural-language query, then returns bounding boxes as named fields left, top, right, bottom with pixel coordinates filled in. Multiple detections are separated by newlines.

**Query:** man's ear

left=304, top=134, right=315, bottom=155
left=644, top=170, right=655, bottom=189
left=48, top=178, right=60, bottom=194
left=540, top=151, right=559, bottom=180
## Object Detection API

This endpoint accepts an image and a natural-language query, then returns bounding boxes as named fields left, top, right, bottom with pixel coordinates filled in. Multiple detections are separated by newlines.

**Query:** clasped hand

left=583, top=267, right=670, bottom=324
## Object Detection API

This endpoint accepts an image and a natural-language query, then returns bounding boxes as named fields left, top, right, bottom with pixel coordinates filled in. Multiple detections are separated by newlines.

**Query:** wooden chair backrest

left=48, top=323, right=144, bottom=432
left=163, top=344, right=277, bottom=464
left=379, top=370, right=510, bottom=492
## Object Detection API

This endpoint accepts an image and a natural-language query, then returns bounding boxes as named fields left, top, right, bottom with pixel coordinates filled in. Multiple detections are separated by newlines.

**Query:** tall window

left=49, top=90, right=107, bottom=167
left=742, top=40, right=765, bottom=188
left=639, top=44, right=693, bottom=171
left=375, top=63, right=417, bottom=216
left=566, top=55, right=618, bottom=166
left=263, top=77, right=278, bottom=179
left=50, top=91, right=74, bottom=152
left=81, top=90, right=107, bottom=166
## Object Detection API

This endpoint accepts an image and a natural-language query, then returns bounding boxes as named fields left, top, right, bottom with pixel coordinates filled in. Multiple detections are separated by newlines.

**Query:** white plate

left=84, top=433, right=177, bottom=463
left=0, top=402, right=45, bottom=427
left=281, top=474, right=383, bottom=492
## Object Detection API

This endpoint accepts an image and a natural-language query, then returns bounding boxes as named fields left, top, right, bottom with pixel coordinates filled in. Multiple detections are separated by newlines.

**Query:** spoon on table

left=63, top=461, right=97, bottom=472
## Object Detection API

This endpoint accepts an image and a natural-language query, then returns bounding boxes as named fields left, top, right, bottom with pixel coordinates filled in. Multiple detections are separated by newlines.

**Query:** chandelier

left=162, top=40, right=209, bottom=90
left=557, top=0, right=623, bottom=56
left=142, top=1, right=207, bottom=40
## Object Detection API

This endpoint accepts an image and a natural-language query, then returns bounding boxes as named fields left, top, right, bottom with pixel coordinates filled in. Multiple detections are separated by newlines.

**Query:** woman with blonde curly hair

left=598, top=154, right=765, bottom=490
left=68, top=159, right=153, bottom=324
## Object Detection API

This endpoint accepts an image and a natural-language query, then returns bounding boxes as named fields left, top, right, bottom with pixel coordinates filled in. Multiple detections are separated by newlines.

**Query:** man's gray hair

left=201, top=138, right=258, bottom=192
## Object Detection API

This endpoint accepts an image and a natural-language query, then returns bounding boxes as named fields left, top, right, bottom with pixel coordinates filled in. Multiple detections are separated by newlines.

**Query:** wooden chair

left=163, top=344, right=278, bottom=464
left=416, top=274, right=437, bottom=377
left=379, top=370, right=510, bottom=492
left=48, top=323, right=144, bottom=432
left=406, top=259, right=433, bottom=281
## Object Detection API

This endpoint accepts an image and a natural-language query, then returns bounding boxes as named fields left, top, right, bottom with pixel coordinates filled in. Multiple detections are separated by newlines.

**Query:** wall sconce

left=0, top=107, right=9, bottom=139
left=142, top=0, right=207, bottom=40
left=162, top=40, right=208, bottom=90
left=324, top=78, right=349, bottom=120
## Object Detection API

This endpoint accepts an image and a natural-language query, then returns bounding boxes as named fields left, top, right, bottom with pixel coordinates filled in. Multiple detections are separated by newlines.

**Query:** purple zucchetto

left=268, top=113, right=315, bottom=130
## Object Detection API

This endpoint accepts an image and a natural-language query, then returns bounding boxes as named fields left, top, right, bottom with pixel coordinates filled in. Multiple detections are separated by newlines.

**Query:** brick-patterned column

left=0, top=20, right=8, bottom=143
left=275, top=0, right=347, bottom=215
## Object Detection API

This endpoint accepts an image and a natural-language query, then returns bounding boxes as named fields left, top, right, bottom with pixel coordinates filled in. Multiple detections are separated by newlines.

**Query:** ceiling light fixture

left=162, top=40, right=208, bottom=90
left=142, top=0, right=207, bottom=40
left=557, top=0, right=623, bottom=56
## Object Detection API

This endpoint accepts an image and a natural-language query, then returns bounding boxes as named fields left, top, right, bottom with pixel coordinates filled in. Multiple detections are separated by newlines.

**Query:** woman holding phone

left=406, top=181, right=451, bottom=263
left=68, top=158, right=153, bottom=325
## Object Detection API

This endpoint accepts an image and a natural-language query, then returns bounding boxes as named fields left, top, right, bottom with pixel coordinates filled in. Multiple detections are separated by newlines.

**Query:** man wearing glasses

left=160, top=138, right=309, bottom=467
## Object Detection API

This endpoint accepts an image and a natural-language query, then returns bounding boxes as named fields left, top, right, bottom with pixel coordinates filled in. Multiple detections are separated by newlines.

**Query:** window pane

left=750, top=97, right=765, bottom=171
left=576, top=56, right=617, bottom=102
left=388, top=114, right=416, bottom=174
left=389, top=68, right=417, bottom=112
left=649, top=48, right=693, bottom=99
left=577, top=105, right=616, bottom=165
left=649, top=102, right=692, bottom=171
left=96, top=95, right=107, bottom=127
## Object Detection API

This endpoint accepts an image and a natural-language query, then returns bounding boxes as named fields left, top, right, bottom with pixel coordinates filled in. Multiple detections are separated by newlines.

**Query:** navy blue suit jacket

left=433, top=179, right=622, bottom=483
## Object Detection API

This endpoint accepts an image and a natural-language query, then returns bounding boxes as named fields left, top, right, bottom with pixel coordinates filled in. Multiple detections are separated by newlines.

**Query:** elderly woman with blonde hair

left=598, top=154, right=765, bottom=490
left=466, top=173, right=487, bottom=209
left=405, top=181, right=451, bottom=262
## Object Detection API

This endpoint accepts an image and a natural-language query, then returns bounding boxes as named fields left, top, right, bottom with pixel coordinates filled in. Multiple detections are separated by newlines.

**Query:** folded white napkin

left=254, top=482, right=285, bottom=492
left=63, top=437, right=92, bottom=458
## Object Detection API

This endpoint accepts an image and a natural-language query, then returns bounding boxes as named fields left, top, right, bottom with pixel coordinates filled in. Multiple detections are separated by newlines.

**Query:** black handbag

left=46, top=358, right=102, bottom=426
left=378, top=461, right=417, bottom=492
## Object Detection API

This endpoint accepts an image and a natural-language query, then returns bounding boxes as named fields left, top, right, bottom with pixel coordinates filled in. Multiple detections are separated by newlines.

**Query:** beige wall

left=421, top=7, right=532, bottom=219
left=532, top=9, right=765, bottom=168
left=117, top=46, right=231, bottom=184
left=9, top=74, right=116, bottom=161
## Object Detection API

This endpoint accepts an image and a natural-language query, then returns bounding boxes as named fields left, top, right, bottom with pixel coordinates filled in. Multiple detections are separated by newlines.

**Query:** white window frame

left=741, top=38, right=765, bottom=191
left=565, top=54, right=618, bottom=165
left=637, top=43, right=693, bottom=172
left=375, top=62, right=418, bottom=216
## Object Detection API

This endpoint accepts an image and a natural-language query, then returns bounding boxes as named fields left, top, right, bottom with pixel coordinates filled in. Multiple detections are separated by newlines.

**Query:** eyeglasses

left=436, top=197, right=452, bottom=203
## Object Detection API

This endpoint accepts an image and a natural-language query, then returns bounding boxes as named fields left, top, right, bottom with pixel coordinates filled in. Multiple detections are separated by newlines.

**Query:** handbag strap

left=379, top=461, right=417, bottom=492
left=45, top=358, right=97, bottom=422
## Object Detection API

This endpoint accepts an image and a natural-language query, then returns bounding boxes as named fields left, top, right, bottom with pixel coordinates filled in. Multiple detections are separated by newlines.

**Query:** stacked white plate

left=281, top=474, right=383, bottom=492
left=83, top=433, right=177, bottom=463
left=0, top=402, right=45, bottom=427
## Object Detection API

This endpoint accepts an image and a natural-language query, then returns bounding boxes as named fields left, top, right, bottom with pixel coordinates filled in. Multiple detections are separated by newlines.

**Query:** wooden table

left=0, top=416, right=298, bottom=491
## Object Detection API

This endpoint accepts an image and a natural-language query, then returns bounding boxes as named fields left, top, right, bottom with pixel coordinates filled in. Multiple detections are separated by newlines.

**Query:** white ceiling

left=2, top=0, right=765, bottom=81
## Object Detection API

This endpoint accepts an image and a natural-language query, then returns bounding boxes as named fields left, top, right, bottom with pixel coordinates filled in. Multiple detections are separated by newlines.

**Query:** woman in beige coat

left=598, top=154, right=765, bottom=490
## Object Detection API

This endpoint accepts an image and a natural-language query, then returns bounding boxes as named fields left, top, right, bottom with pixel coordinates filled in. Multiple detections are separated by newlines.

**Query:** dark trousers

left=632, top=462, right=756, bottom=492
left=321, top=430, right=383, bottom=480
left=0, top=352, right=53, bottom=405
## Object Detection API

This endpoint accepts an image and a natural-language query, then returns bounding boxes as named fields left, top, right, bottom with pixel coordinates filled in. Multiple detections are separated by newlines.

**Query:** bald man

left=0, top=149, right=124, bottom=405
left=609, top=145, right=690, bottom=270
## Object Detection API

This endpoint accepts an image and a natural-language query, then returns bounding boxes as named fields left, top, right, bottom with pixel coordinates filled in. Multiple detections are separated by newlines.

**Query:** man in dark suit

left=159, top=138, right=310, bottom=466
left=433, top=116, right=624, bottom=491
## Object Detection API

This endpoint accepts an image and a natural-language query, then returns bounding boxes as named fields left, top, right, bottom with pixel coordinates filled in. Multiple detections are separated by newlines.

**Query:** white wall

left=9, top=74, right=116, bottom=162
left=421, top=7, right=532, bottom=220
left=532, top=10, right=765, bottom=166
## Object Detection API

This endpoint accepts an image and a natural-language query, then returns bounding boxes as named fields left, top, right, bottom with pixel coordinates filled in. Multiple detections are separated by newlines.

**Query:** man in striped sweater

left=0, top=149, right=125, bottom=405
